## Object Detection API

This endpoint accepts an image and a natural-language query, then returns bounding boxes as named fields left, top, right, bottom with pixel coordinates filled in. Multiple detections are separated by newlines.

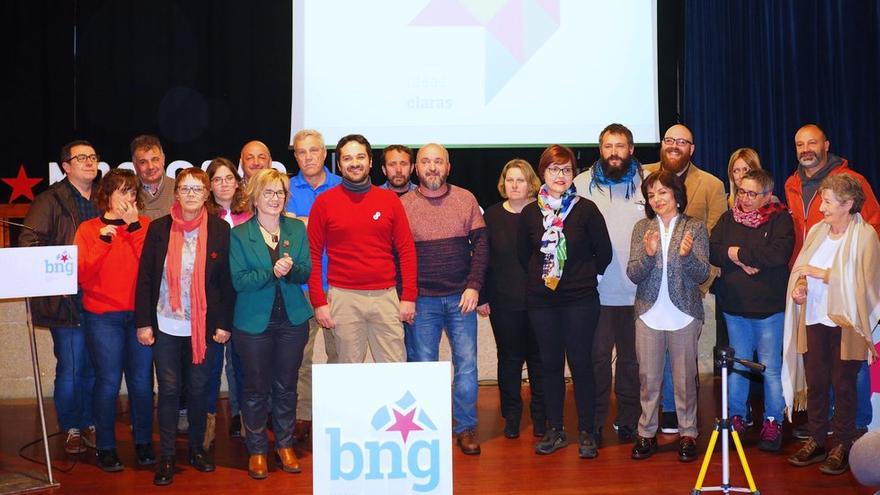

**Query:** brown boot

left=788, top=437, right=827, bottom=467
left=248, top=454, right=268, bottom=480
left=203, top=413, right=216, bottom=451
left=456, top=429, right=481, bottom=455
left=275, top=447, right=302, bottom=473
left=818, top=444, right=849, bottom=475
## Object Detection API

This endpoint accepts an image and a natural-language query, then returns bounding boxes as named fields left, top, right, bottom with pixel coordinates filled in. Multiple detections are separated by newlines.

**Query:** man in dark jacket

left=20, top=139, right=101, bottom=454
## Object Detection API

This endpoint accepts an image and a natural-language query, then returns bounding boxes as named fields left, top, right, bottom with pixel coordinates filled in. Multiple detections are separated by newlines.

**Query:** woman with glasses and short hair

left=517, top=144, right=612, bottom=459
left=136, top=167, right=235, bottom=485
left=709, top=168, right=794, bottom=452
left=229, top=168, right=312, bottom=480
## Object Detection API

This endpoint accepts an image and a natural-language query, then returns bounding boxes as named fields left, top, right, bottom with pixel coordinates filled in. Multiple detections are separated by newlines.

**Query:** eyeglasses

left=546, top=166, right=573, bottom=177
left=662, top=137, right=693, bottom=147
left=178, top=186, right=206, bottom=195
left=261, top=189, right=286, bottom=200
left=736, top=189, right=770, bottom=199
left=69, top=154, right=100, bottom=163
left=211, top=175, right=236, bottom=185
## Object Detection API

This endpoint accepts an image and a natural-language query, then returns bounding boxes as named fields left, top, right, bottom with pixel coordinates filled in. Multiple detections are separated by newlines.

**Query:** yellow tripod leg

left=693, top=428, right=720, bottom=491
left=730, top=430, right=758, bottom=493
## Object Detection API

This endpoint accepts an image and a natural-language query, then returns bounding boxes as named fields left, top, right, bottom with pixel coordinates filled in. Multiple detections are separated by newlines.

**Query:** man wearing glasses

left=20, top=140, right=102, bottom=455
left=131, top=135, right=175, bottom=220
left=307, top=134, right=417, bottom=365
left=644, top=124, right=727, bottom=436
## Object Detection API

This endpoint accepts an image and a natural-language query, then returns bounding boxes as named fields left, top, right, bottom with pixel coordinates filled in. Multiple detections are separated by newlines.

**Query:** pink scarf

left=731, top=201, right=787, bottom=228
left=166, top=202, right=209, bottom=364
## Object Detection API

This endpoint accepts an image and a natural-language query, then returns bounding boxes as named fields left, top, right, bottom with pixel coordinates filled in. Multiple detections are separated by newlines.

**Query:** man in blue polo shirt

left=286, top=128, right=341, bottom=446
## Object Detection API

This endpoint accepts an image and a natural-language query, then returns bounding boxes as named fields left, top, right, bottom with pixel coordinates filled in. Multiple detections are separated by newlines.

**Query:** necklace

left=257, top=219, right=280, bottom=244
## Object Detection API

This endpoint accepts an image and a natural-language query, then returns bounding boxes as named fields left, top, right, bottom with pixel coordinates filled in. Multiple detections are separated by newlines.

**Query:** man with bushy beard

left=783, top=123, right=880, bottom=441
left=573, top=123, right=645, bottom=443
left=644, top=124, right=727, bottom=435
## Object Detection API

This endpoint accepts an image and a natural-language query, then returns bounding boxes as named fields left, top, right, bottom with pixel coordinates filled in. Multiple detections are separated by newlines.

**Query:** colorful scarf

left=731, top=201, right=787, bottom=228
left=166, top=201, right=209, bottom=364
left=588, top=159, right=640, bottom=200
left=537, top=184, right=579, bottom=290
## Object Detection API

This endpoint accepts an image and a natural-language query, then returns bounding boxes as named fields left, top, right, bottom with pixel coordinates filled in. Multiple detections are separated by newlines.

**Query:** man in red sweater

left=307, top=134, right=417, bottom=363
left=784, top=123, right=880, bottom=441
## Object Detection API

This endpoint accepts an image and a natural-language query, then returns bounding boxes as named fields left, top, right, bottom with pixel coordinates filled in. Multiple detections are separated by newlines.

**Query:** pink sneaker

left=758, top=419, right=782, bottom=452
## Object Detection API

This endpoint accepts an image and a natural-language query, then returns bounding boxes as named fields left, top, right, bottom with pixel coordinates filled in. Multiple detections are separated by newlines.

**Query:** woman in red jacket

left=74, top=168, right=153, bottom=472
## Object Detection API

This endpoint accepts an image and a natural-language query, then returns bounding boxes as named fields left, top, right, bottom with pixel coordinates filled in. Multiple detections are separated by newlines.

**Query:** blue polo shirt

left=286, top=167, right=342, bottom=293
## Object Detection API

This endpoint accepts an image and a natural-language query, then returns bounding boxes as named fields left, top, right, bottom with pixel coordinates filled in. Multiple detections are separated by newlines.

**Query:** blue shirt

left=380, top=180, right=417, bottom=196
left=286, top=167, right=342, bottom=292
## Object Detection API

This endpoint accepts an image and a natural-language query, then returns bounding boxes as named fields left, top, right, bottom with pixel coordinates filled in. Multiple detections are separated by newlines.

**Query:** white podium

left=0, top=245, right=78, bottom=492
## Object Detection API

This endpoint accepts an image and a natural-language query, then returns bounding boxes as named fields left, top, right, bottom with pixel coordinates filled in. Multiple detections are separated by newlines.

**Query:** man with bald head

left=239, top=140, right=273, bottom=182
left=644, top=124, right=727, bottom=435
left=400, top=143, right=489, bottom=455
left=784, top=123, right=880, bottom=443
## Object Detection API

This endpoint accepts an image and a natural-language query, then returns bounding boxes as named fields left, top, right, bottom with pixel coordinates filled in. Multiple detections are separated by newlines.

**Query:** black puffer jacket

left=19, top=179, right=96, bottom=327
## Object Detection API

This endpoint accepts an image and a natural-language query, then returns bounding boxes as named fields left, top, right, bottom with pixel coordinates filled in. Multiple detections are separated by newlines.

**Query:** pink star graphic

left=385, top=408, right=423, bottom=443
left=59, top=253, right=69, bottom=262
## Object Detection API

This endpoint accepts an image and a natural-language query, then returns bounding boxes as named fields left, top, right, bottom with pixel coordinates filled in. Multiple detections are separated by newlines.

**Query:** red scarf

left=166, top=201, right=209, bottom=364
left=731, top=201, right=787, bottom=228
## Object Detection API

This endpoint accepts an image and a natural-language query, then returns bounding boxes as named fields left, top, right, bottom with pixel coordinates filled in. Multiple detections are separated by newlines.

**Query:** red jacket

left=75, top=216, right=150, bottom=314
left=784, top=158, right=880, bottom=266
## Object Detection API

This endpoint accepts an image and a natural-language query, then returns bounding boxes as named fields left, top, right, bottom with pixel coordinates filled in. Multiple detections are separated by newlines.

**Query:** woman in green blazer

left=229, top=168, right=312, bottom=480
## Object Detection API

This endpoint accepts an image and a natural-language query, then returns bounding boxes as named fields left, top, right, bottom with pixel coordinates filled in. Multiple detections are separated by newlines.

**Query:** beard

left=798, top=150, right=825, bottom=168
left=341, top=165, right=369, bottom=183
left=660, top=147, right=692, bottom=174
left=387, top=174, right=410, bottom=187
left=418, top=171, right=448, bottom=191
left=599, top=155, right=633, bottom=182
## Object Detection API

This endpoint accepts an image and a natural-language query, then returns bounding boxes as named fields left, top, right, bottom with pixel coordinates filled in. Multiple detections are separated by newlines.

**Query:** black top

left=708, top=209, right=795, bottom=317
left=517, top=198, right=613, bottom=308
left=482, top=202, right=529, bottom=311
left=266, top=242, right=290, bottom=323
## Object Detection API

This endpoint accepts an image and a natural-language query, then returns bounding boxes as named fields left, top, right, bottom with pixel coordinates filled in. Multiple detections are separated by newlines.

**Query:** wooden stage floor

left=0, top=377, right=873, bottom=494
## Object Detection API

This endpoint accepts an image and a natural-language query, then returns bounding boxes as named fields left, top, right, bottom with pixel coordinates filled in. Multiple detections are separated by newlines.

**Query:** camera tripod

left=692, top=347, right=765, bottom=495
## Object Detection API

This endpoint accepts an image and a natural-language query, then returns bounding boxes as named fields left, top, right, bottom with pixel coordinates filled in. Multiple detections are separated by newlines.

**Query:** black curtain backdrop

left=683, top=0, right=880, bottom=198
left=3, top=0, right=876, bottom=214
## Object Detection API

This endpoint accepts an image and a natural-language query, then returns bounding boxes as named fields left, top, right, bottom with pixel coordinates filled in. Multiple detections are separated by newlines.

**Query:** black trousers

left=233, top=319, right=308, bottom=454
left=488, top=308, right=545, bottom=425
left=804, top=324, right=863, bottom=448
left=154, top=330, right=217, bottom=457
left=592, top=305, right=641, bottom=430
left=528, top=297, right=599, bottom=432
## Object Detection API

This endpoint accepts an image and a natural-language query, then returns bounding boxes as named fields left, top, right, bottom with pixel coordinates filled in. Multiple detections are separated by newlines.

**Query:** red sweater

left=307, top=185, right=417, bottom=307
left=74, top=216, right=150, bottom=314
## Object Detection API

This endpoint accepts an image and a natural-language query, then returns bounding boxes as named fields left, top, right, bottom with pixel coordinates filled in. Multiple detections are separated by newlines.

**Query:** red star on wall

left=2, top=165, right=43, bottom=202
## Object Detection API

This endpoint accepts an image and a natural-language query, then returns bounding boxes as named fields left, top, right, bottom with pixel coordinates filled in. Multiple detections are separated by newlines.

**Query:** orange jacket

left=784, top=158, right=880, bottom=266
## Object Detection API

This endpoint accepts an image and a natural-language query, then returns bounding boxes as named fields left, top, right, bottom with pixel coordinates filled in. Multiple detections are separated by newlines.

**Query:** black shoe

left=631, top=435, right=657, bottom=460
left=617, top=424, right=636, bottom=442
left=535, top=428, right=568, bottom=455
left=136, top=442, right=157, bottom=466
left=189, top=449, right=216, bottom=472
left=678, top=436, right=698, bottom=462
left=229, top=414, right=242, bottom=438
left=96, top=449, right=124, bottom=472
left=578, top=431, right=598, bottom=459
left=532, top=419, right=547, bottom=438
left=660, top=411, right=679, bottom=434
left=153, top=456, right=175, bottom=486
left=503, top=419, right=520, bottom=439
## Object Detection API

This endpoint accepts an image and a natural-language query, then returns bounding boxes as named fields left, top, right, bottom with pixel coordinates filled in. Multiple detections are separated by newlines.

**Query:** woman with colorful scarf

left=709, top=169, right=794, bottom=452
left=517, top=144, right=612, bottom=459
left=229, top=168, right=312, bottom=480
left=135, top=167, right=234, bottom=486
left=627, top=169, right=709, bottom=463
left=74, top=169, right=152, bottom=472
left=783, top=174, right=880, bottom=476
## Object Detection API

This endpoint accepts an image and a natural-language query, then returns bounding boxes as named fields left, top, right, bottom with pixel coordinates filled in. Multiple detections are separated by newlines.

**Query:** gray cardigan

left=626, top=214, right=710, bottom=321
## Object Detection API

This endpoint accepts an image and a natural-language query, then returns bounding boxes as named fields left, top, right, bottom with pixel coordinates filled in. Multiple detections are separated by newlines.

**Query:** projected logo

left=45, top=250, right=75, bottom=276
left=411, top=0, right=560, bottom=102
left=327, top=390, right=441, bottom=492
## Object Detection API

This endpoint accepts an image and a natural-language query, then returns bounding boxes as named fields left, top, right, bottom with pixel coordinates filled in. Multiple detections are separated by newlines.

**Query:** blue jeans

left=205, top=339, right=241, bottom=415
left=724, top=312, right=784, bottom=420
left=406, top=293, right=478, bottom=433
left=83, top=311, right=154, bottom=450
left=828, top=361, right=873, bottom=429
left=49, top=326, right=95, bottom=431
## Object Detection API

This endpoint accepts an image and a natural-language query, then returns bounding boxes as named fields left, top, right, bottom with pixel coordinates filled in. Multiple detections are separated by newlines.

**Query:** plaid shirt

left=67, top=180, right=100, bottom=223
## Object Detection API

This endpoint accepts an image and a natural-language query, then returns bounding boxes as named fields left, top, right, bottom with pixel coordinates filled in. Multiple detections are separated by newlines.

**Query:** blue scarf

left=588, top=159, right=640, bottom=200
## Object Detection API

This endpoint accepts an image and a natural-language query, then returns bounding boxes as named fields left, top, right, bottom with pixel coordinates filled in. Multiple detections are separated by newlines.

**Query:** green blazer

left=230, top=215, right=313, bottom=333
